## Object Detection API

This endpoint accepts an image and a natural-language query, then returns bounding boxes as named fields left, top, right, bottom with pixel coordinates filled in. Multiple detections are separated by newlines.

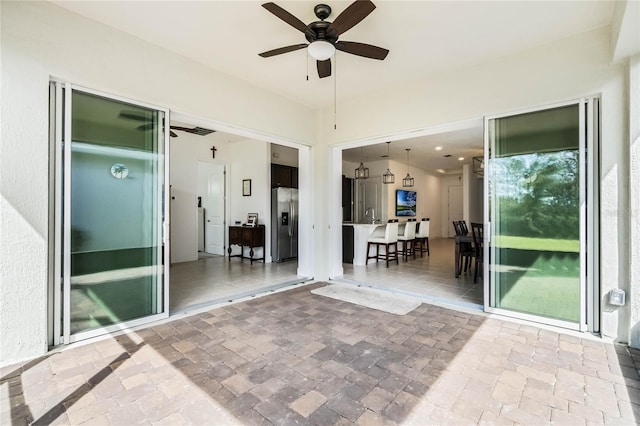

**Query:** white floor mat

left=311, top=283, right=421, bottom=315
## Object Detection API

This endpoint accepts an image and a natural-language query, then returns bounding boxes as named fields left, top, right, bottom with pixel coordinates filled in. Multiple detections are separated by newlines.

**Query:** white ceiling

left=342, top=125, right=484, bottom=174
left=52, top=0, right=614, bottom=172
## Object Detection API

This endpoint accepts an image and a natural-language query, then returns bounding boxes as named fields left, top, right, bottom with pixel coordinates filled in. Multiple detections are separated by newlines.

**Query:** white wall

left=170, top=134, right=270, bottom=263
left=628, top=55, right=640, bottom=347
left=172, top=139, right=299, bottom=264
left=341, top=160, right=359, bottom=179
left=462, top=164, right=485, bottom=226
left=341, top=158, right=443, bottom=235
left=229, top=140, right=270, bottom=261
left=271, top=144, right=299, bottom=167
left=423, top=174, right=443, bottom=238
left=384, top=159, right=426, bottom=222
left=170, top=133, right=230, bottom=263
left=470, top=176, right=484, bottom=224
left=440, top=175, right=464, bottom=238
left=0, top=1, right=314, bottom=365
left=342, top=157, right=447, bottom=237
left=323, top=27, right=629, bottom=343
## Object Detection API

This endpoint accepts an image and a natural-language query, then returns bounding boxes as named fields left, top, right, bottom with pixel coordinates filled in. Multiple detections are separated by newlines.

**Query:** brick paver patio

left=2, top=282, right=639, bottom=425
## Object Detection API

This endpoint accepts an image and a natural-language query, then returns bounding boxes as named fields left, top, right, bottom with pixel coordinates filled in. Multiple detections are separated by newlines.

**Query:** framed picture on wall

left=247, top=213, right=258, bottom=227
left=396, top=189, right=417, bottom=216
left=242, top=179, right=251, bottom=196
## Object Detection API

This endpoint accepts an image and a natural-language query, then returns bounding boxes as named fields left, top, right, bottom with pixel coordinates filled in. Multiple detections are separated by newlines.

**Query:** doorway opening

left=335, top=119, right=485, bottom=308
left=168, top=120, right=310, bottom=314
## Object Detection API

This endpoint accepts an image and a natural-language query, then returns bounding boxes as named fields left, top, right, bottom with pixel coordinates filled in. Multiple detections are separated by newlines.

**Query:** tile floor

left=172, top=238, right=480, bottom=315
left=3, top=282, right=639, bottom=425
left=170, top=256, right=303, bottom=313
left=341, top=238, right=482, bottom=306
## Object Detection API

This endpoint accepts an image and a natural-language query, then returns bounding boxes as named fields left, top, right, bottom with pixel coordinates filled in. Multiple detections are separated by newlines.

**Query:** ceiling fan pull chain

left=306, top=51, right=309, bottom=81
left=334, top=54, right=337, bottom=130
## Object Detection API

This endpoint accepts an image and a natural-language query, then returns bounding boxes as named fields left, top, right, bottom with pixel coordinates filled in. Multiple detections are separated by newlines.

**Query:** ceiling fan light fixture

left=355, top=162, right=369, bottom=179
left=402, top=148, right=414, bottom=187
left=402, top=173, right=414, bottom=187
left=355, top=147, right=369, bottom=179
left=308, top=40, right=335, bottom=61
left=383, top=169, right=395, bottom=184
left=383, top=142, right=395, bottom=184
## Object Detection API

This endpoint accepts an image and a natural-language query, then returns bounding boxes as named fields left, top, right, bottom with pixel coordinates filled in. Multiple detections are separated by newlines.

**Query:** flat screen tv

left=396, top=189, right=417, bottom=217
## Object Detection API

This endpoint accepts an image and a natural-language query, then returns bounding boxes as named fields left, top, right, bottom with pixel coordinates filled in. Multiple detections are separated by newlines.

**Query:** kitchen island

left=342, top=223, right=385, bottom=265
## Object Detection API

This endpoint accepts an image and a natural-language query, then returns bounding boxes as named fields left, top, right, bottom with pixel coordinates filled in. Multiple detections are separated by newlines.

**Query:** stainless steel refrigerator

left=272, top=187, right=298, bottom=262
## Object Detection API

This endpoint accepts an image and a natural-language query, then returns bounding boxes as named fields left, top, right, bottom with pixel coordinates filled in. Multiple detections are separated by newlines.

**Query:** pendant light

left=402, top=148, right=414, bottom=187
left=354, top=147, right=369, bottom=179
left=382, top=142, right=395, bottom=184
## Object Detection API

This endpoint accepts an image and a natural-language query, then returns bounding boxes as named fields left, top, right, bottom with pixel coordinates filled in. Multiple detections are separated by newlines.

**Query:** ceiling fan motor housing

left=259, top=1, right=389, bottom=78
left=314, top=4, right=331, bottom=20
left=306, top=21, right=338, bottom=43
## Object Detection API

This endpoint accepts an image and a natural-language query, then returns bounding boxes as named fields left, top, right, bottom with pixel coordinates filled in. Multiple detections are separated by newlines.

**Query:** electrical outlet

left=608, top=289, right=625, bottom=306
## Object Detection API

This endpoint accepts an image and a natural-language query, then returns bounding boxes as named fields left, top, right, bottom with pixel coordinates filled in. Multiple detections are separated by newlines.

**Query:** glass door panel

left=487, top=104, right=582, bottom=324
left=67, top=89, right=166, bottom=336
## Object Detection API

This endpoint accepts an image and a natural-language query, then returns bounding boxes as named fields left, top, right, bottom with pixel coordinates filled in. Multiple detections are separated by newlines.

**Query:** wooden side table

left=228, top=225, right=265, bottom=264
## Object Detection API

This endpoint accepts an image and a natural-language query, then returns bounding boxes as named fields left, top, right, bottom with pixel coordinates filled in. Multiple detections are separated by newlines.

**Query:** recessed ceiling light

left=458, top=157, right=465, bottom=161
left=437, top=169, right=446, bottom=174
left=435, top=146, right=442, bottom=151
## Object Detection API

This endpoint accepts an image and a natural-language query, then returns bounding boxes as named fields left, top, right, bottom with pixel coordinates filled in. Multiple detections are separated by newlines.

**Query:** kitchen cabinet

left=271, top=164, right=298, bottom=188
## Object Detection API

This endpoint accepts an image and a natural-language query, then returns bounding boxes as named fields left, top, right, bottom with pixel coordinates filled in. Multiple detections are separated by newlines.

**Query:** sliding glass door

left=51, top=82, right=170, bottom=344
left=484, top=99, right=598, bottom=330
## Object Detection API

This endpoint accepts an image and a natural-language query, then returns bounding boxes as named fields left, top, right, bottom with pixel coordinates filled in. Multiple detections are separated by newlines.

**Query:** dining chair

left=453, top=220, right=474, bottom=274
left=366, top=221, right=399, bottom=267
left=397, top=220, right=417, bottom=261
left=452, top=220, right=463, bottom=237
left=470, top=222, right=484, bottom=283
left=415, top=218, right=430, bottom=256
left=460, top=220, right=470, bottom=236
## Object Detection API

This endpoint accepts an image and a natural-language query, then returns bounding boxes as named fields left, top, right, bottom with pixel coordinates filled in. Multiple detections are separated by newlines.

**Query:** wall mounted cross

left=210, top=146, right=217, bottom=158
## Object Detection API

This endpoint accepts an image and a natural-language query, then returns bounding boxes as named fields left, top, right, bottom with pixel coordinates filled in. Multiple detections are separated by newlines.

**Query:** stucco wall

left=0, top=1, right=315, bottom=365
left=629, top=55, right=640, bottom=348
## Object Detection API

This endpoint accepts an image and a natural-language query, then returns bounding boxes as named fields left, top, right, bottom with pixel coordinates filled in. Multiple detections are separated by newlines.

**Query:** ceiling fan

left=118, top=111, right=215, bottom=138
left=259, top=1, right=389, bottom=79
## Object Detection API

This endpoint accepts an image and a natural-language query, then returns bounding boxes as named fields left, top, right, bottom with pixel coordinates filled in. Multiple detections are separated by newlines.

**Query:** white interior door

left=197, top=162, right=225, bottom=255
left=448, top=185, right=463, bottom=237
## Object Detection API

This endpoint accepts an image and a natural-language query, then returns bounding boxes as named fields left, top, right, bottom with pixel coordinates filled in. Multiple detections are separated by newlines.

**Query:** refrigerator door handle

left=291, top=200, right=296, bottom=238
left=288, top=201, right=293, bottom=237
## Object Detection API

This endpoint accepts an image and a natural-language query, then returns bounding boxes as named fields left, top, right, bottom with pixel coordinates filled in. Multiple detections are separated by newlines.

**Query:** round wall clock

left=110, top=163, right=129, bottom=179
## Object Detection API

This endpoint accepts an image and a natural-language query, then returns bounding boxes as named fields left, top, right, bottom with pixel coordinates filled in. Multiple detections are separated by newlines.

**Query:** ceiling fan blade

left=119, top=110, right=150, bottom=121
left=259, top=44, right=308, bottom=58
left=317, top=59, right=331, bottom=79
left=137, top=123, right=154, bottom=131
left=262, top=3, right=308, bottom=33
left=336, top=41, right=389, bottom=60
left=171, top=126, right=216, bottom=136
left=329, top=0, right=376, bottom=36
left=138, top=123, right=179, bottom=138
